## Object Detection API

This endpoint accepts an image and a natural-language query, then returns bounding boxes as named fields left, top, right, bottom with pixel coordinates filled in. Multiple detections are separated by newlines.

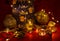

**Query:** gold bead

left=28, top=7, right=34, bottom=13
left=28, top=1, right=31, bottom=3
left=19, top=16, right=25, bottom=22
left=52, top=17, right=54, bottom=20
left=57, top=20, right=59, bottom=23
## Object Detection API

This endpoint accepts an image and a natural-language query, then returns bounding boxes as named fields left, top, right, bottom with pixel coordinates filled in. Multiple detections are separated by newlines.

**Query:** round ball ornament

left=3, top=14, right=17, bottom=28
left=19, top=16, right=26, bottom=22
left=48, top=21, right=56, bottom=27
left=38, top=29, right=46, bottom=36
left=47, top=21, right=56, bottom=32
left=35, top=9, right=49, bottom=24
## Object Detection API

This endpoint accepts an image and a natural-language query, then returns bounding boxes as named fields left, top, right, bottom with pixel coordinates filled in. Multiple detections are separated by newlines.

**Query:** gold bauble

left=26, top=24, right=33, bottom=32
left=48, top=21, right=56, bottom=27
left=19, top=16, right=25, bottom=22
left=48, top=26, right=56, bottom=32
left=25, top=19, right=34, bottom=32
left=28, top=7, right=34, bottom=14
left=39, top=29, right=46, bottom=36
left=28, top=0, right=31, bottom=3
left=35, top=9, right=49, bottom=24
left=3, top=14, right=17, bottom=28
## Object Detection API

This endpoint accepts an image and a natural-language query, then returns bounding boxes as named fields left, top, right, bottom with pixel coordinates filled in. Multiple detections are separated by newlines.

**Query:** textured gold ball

left=35, top=10, right=49, bottom=24
left=3, top=14, right=17, bottom=27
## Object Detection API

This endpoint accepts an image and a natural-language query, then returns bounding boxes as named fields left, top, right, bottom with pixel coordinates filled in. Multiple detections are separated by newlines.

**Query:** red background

left=0, top=0, right=60, bottom=41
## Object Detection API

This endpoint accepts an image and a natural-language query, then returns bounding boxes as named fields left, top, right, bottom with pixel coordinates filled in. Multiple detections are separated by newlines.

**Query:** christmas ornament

left=19, top=16, right=26, bottom=22
left=1, top=0, right=58, bottom=39
left=48, top=21, right=56, bottom=27
left=38, top=29, right=46, bottom=36
left=35, top=9, right=49, bottom=24
left=28, top=6, right=34, bottom=14
left=3, top=14, right=17, bottom=28
left=25, top=19, right=34, bottom=32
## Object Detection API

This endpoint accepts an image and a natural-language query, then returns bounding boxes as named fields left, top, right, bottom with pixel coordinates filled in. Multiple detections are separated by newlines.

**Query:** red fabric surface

left=52, top=24, right=60, bottom=41
left=0, top=0, right=60, bottom=41
left=0, top=30, right=51, bottom=41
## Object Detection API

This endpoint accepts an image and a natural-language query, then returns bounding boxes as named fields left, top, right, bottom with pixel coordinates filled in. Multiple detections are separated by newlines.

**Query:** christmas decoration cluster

left=0, top=0, right=59, bottom=41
